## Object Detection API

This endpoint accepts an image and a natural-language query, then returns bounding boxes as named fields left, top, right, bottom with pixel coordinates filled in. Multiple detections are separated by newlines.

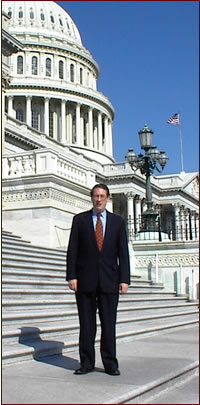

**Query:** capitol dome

left=2, top=1, right=82, bottom=47
left=3, top=1, right=114, bottom=165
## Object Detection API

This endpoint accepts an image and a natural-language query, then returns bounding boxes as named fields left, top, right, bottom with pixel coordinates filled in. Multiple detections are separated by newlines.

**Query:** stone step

left=2, top=301, right=198, bottom=317
left=2, top=269, right=155, bottom=288
left=2, top=306, right=199, bottom=328
left=2, top=318, right=198, bottom=366
left=2, top=288, right=178, bottom=299
left=2, top=263, right=65, bottom=274
left=2, top=245, right=66, bottom=259
left=2, top=270, right=65, bottom=280
left=2, top=277, right=164, bottom=293
left=2, top=252, right=65, bottom=264
left=2, top=234, right=65, bottom=255
left=2, top=296, right=190, bottom=311
left=2, top=279, right=169, bottom=294
left=106, top=360, right=199, bottom=405
left=2, top=270, right=161, bottom=287
left=2, top=258, right=65, bottom=269
left=2, top=279, right=70, bottom=289
left=2, top=232, right=30, bottom=242
left=3, top=311, right=199, bottom=343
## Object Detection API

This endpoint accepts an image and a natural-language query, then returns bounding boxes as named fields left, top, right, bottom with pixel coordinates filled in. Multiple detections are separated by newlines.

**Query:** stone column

left=127, top=192, right=135, bottom=240
left=76, top=103, right=81, bottom=145
left=135, top=195, right=141, bottom=232
left=44, top=97, right=49, bottom=137
left=93, top=114, right=98, bottom=149
left=26, top=96, right=32, bottom=126
left=80, top=113, right=84, bottom=146
left=108, top=119, right=113, bottom=156
left=184, top=209, right=190, bottom=240
left=195, top=213, right=199, bottom=240
left=179, top=206, right=184, bottom=240
left=66, top=104, right=72, bottom=144
left=52, top=109, right=58, bottom=141
left=104, top=116, right=109, bottom=153
left=88, top=107, right=93, bottom=148
left=191, top=211, right=196, bottom=240
left=98, top=111, right=103, bottom=151
left=8, top=96, right=15, bottom=118
left=174, top=204, right=181, bottom=241
left=61, top=99, right=66, bottom=144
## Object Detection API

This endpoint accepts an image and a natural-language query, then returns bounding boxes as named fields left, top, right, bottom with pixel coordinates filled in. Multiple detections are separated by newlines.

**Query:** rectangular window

left=49, top=110, right=53, bottom=137
left=32, top=110, right=39, bottom=130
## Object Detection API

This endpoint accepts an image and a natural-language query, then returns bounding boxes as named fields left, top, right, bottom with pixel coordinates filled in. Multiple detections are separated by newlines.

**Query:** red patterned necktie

left=95, top=213, right=104, bottom=251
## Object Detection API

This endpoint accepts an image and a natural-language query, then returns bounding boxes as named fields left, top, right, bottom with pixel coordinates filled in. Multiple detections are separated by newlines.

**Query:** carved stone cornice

left=2, top=187, right=91, bottom=211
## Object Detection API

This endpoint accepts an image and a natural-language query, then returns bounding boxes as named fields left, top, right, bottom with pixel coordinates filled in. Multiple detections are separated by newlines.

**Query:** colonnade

left=174, top=203, right=199, bottom=241
left=126, top=192, right=199, bottom=241
left=126, top=192, right=147, bottom=234
left=7, top=95, right=113, bottom=155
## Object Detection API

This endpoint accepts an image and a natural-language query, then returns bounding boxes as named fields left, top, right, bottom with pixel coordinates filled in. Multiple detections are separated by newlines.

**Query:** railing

left=2, top=149, right=96, bottom=188
left=54, top=225, right=71, bottom=248
left=126, top=214, right=199, bottom=242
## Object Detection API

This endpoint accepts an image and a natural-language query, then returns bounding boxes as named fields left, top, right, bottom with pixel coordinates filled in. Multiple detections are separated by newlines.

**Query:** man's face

left=91, top=187, right=109, bottom=213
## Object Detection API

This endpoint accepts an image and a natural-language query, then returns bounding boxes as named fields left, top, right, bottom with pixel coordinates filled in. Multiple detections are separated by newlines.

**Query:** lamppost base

left=140, top=210, right=159, bottom=233
left=135, top=231, right=169, bottom=242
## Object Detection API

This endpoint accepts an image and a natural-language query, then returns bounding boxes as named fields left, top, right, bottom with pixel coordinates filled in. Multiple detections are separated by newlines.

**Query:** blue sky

left=57, top=1, right=199, bottom=175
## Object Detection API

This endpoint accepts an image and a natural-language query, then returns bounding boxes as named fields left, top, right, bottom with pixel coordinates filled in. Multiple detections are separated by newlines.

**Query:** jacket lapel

left=85, top=210, right=99, bottom=250
left=102, top=210, right=112, bottom=248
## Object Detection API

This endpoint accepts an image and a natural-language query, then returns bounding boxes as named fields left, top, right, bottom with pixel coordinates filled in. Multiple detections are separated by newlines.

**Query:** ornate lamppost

left=125, top=125, right=168, bottom=234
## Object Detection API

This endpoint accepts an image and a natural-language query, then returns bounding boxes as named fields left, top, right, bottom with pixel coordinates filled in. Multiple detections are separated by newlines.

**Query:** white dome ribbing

left=2, top=1, right=82, bottom=46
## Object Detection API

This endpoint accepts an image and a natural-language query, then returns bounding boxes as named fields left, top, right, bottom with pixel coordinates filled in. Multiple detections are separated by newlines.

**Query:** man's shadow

left=18, top=327, right=79, bottom=370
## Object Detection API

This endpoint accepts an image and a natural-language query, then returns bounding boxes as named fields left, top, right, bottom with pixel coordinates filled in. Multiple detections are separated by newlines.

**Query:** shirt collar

left=92, top=209, right=106, bottom=218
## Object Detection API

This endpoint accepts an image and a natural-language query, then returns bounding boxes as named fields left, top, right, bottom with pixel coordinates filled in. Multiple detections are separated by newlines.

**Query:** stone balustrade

left=2, top=149, right=96, bottom=188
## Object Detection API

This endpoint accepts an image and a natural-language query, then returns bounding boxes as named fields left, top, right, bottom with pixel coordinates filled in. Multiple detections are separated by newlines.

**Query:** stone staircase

left=2, top=230, right=199, bottom=366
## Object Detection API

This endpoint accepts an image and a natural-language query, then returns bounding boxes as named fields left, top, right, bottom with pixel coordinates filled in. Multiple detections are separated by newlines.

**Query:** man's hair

left=90, top=183, right=110, bottom=197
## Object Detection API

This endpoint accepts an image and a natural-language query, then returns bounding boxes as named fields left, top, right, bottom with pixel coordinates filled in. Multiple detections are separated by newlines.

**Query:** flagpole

left=178, top=114, right=184, bottom=172
left=167, top=112, right=184, bottom=172
left=179, top=125, right=184, bottom=172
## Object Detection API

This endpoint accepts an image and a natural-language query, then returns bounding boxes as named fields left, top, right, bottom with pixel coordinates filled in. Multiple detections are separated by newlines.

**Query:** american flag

left=167, top=113, right=180, bottom=125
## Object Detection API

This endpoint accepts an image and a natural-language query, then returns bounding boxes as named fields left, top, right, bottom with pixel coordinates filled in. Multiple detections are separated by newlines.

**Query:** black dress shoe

left=105, top=369, right=120, bottom=376
left=74, top=367, right=94, bottom=375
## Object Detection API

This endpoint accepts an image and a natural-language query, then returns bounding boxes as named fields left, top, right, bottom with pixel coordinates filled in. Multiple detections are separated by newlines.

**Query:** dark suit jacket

left=66, top=209, right=130, bottom=293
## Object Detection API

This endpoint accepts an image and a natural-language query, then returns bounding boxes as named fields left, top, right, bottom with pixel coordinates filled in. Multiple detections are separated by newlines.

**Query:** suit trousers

left=75, top=288, right=119, bottom=371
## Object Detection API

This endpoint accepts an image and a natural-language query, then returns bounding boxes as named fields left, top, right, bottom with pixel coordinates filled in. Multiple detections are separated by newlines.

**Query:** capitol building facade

left=2, top=1, right=199, bottom=296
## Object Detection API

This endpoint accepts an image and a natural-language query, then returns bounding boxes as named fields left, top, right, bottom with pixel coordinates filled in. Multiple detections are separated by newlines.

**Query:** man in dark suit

left=66, top=183, right=130, bottom=376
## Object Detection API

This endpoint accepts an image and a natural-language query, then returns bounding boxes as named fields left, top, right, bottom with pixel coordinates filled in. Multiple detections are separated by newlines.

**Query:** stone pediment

left=183, top=175, right=199, bottom=199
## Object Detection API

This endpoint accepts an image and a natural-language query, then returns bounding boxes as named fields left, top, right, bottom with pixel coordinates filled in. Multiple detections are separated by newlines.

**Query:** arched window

left=30, top=9, right=34, bottom=19
left=17, top=55, right=23, bottom=74
left=70, top=64, right=74, bottom=82
left=16, top=109, right=24, bottom=122
left=46, top=58, right=51, bottom=76
left=50, top=14, right=54, bottom=23
left=18, top=8, right=23, bottom=18
left=32, top=56, right=38, bottom=75
left=32, top=110, right=39, bottom=130
left=40, top=10, right=45, bottom=21
left=59, top=61, right=64, bottom=79
left=59, top=17, right=63, bottom=26
left=8, top=9, right=12, bottom=18
left=66, top=19, right=70, bottom=31
left=80, top=68, right=83, bottom=85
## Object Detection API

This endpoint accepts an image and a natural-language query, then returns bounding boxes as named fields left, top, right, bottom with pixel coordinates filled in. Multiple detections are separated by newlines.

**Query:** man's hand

left=68, top=279, right=78, bottom=292
left=120, top=283, right=129, bottom=294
